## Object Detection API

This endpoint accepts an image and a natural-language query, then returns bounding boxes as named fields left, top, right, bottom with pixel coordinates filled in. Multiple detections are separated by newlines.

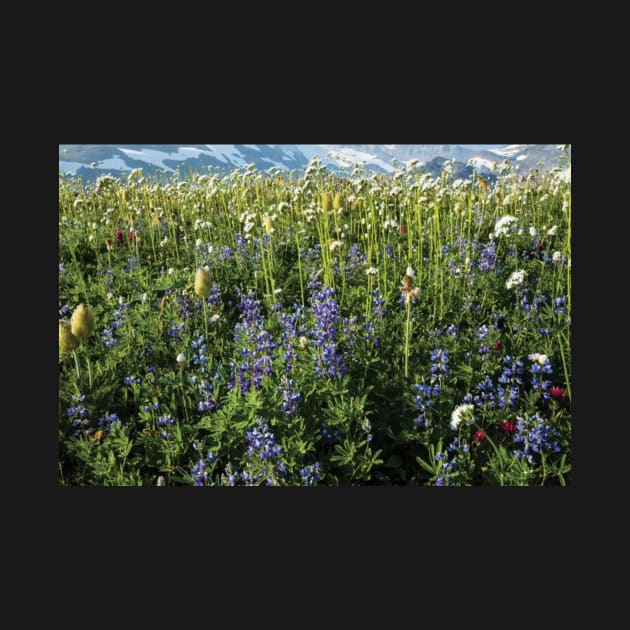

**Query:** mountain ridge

left=59, top=144, right=569, bottom=183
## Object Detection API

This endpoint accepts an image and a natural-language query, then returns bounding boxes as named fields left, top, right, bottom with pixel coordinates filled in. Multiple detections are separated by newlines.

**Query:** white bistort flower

left=492, top=215, right=518, bottom=238
left=528, top=353, right=549, bottom=366
left=506, top=270, right=527, bottom=289
left=406, top=266, right=416, bottom=278
left=450, top=404, right=475, bottom=430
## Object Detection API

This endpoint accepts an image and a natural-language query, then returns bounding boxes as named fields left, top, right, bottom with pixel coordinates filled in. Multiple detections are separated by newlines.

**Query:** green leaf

left=385, top=454, right=402, bottom=468
left=416, top=456, right=436, bottom=475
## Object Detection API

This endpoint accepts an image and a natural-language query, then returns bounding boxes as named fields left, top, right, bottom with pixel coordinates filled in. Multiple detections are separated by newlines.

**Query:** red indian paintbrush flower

left=499, top=420, right=516, bottom=433
left=474, top=429, right=486, bottom=443
left=494, top=340, right=503, bottom=350
left=115, top=230, right=124, bottom=245
left=550, top=386, right=566, bottom=400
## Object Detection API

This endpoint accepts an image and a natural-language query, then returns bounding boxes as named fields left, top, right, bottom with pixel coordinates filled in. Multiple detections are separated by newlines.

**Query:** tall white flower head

left=506, top=270, right=527, bottom=290
left=450, top=404, right=475, bottom=430
left=492, top=215, right=519, bottom=238
left=176, top=352, right=186, bottom=363
left=406, top=266, right=416, bottom=278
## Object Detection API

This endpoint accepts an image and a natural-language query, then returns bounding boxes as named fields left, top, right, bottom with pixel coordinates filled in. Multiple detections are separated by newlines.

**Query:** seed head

left=59, top=319, right=80, bottom=352
left=194, top=267, right=211, bottom=298
left=70, top=304, right=95, bottom=341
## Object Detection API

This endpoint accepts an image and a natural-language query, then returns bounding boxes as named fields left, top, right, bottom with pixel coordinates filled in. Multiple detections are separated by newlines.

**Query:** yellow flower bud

left=70, top=304, right=95, bottom=341
left=321, top=192, right=332, bottom=212
left=91, top=429, right=106, bottom=443
left=59, top=319, right=80, bottom=352
left=333, top=192, right=343, bottom=211
left=194, top=267, right=211, bottom=298
left=351, top=200, right=361, bottom=212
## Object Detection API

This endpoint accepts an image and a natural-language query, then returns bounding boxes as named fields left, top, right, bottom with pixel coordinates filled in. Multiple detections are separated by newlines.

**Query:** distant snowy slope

left=59, top=144, right=568, bottom=182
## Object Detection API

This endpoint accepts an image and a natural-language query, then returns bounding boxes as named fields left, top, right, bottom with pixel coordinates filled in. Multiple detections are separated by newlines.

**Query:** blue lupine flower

left=278, top=377, right=301, bottom=418
left=309, top=283, right=346, bottom=380
left=299, top=462, right=322, bottom=486
left=513, top=414, right=562, bottom=463
left=97, top=412, right=121, bottom=430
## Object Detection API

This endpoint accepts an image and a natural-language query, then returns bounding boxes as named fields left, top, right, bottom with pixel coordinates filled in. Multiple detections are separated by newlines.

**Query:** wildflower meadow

left=58, top=149, right=571, bottom=486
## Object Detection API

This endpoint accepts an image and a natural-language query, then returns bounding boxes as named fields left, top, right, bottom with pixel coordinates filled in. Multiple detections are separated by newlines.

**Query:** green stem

left=202, top=298, right=209, bottom=343
left=404, top=297, right=412, bottom=378
left=85, top=346, right=93, bottom=391
left=72, top=349, right=81, bottom=383
left=295, top=231, right=305, bottom=309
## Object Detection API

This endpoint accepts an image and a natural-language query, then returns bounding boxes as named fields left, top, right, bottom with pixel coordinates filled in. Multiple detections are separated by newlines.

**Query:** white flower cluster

left=492, top=215, right=519, bottom=238
left=193, top=218, right=212, bottom=231
left=383, top=218, right=399, bottom=231
left=528, top=353, right=549, bottom=366
left=450, top=404, right=475, bottom=430
left=239, top=211, right=257, bottom=239
left=506, top=270, right=527, bottom=289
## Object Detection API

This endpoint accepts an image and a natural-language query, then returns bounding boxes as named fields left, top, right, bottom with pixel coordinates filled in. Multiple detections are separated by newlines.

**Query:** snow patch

left=260, top=158, right=289, bottom=171
left=299, top=145, right=394, bottom=172
left=203, top=145, right=246, bottom=166
left=468, top=157, right=497, bottom=171
left=119, top=148, right=177, bottom=170
left=98, top=157, right=132, bottom=171
left=489, top=144, right=528, bottom=157
left=329, top=147, right=395, bottom=172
